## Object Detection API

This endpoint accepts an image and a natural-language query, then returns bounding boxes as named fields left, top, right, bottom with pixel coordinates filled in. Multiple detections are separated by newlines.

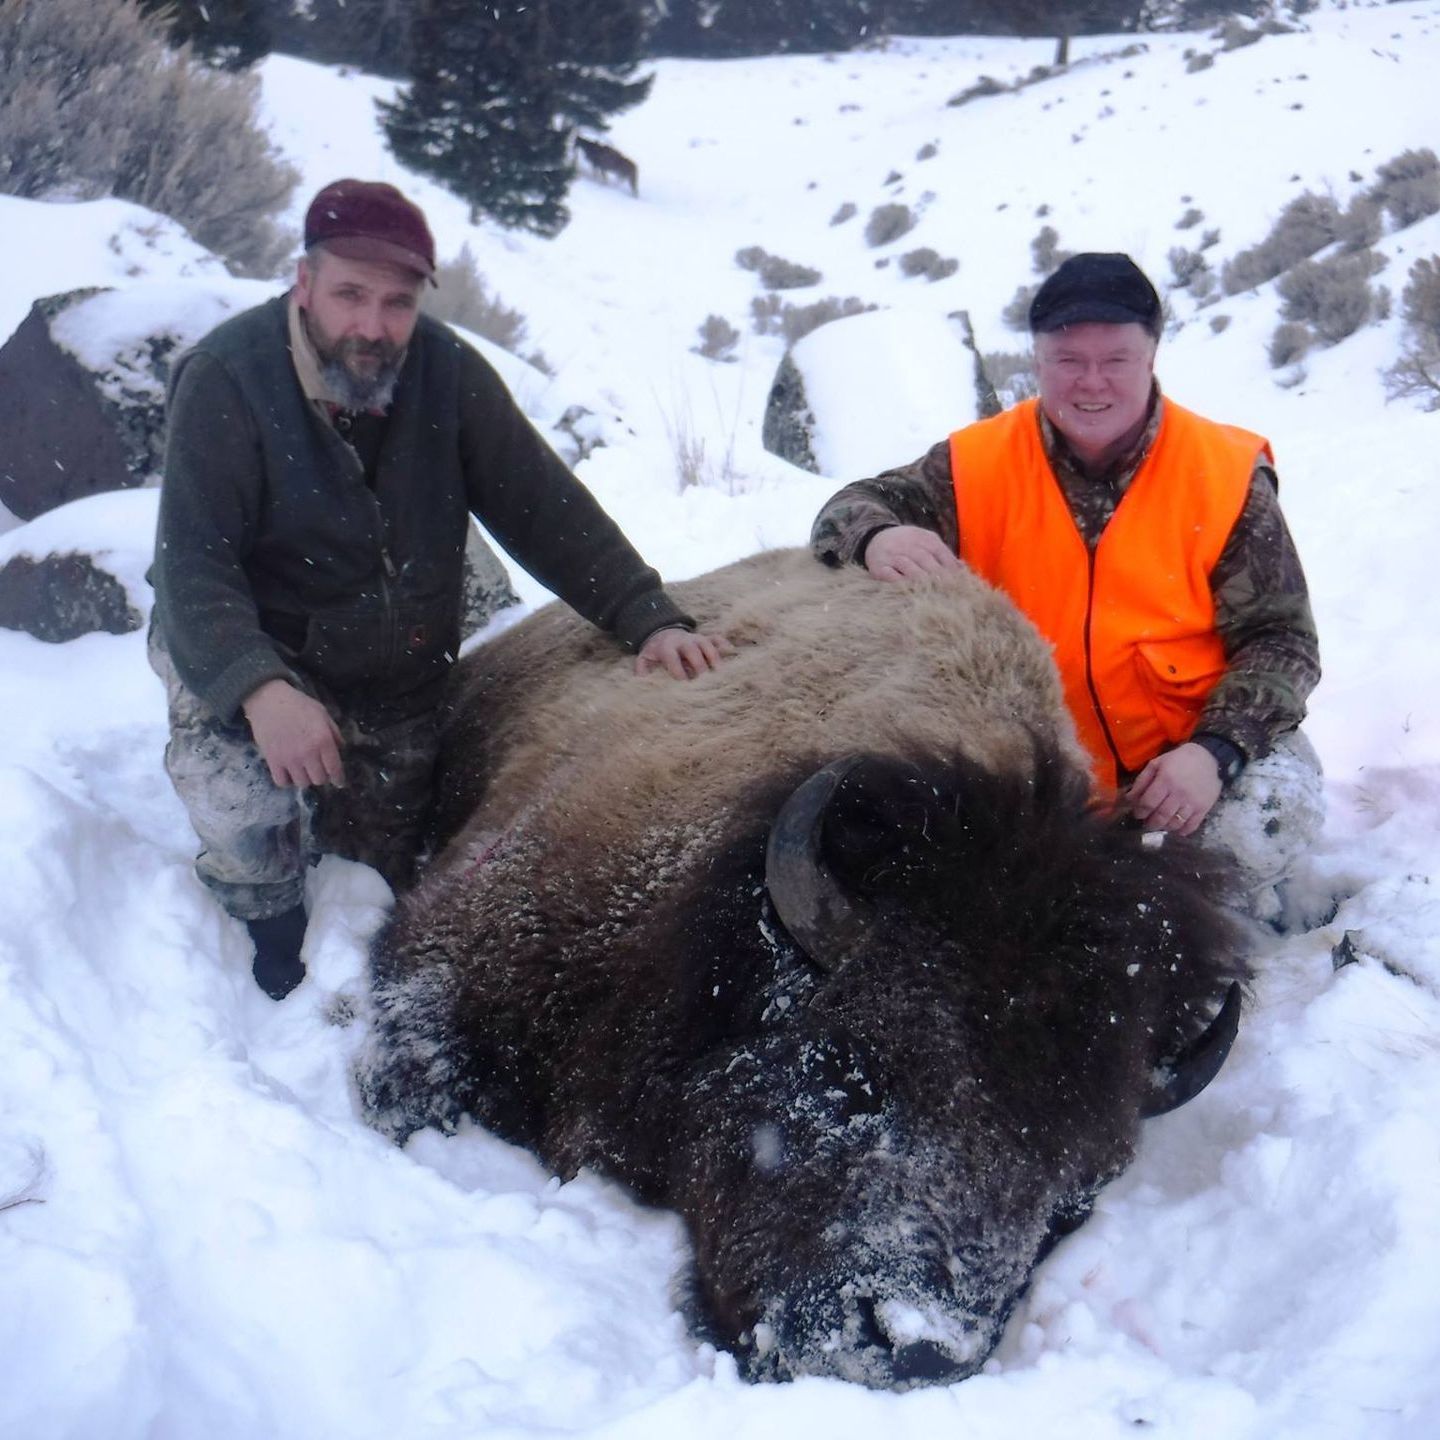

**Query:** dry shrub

left=1002, top=282, right=1041, bottom=332
left=1268, top=321, right=1313, bottom=369
left=1221, top=191, right=1340, bottom=294
left=864, top=203, right=916, bottom=248
left=1384, top=255, right=1440, bottom=411
left=1400, top=256, right=1440, bottom=339
left=1031, top=225, right=1070, bottom=275
left=1168, top=246, right=1207, bottom=288
left=1383, top=349, right=1440, bottom=410
left=1369, top=148, right=1440, bottom=229
left=898, top=248, right=958, bottom=282
left=750, top=293, right=876, bottom=346
left=424, top=246, right=529, bottom=352
left=693, top=314, right=740, bottom=362
left=1335, top=193, right=1384, bottom=253
left=0, top=0, right=297, bottom=275
left=1275, top=249, right=1384, bottom=343
left=735, top=245, right=822, bottom=290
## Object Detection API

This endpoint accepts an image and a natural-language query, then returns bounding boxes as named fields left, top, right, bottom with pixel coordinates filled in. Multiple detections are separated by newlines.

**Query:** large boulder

left=761, top=309, right=990, bottom=478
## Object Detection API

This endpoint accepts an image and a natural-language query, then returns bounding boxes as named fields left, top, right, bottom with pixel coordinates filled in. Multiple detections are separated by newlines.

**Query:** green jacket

left=153, top=296, right=689, bottom=723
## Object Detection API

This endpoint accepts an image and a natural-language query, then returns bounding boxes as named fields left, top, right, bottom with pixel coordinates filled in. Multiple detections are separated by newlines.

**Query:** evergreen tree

left=381, top=0, right=652, bottom=236
left=137, top=0, right=270, bottom=70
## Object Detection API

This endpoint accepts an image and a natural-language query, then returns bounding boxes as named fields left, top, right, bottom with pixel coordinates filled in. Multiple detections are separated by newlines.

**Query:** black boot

left=246, top=905, right=308, bottom=1000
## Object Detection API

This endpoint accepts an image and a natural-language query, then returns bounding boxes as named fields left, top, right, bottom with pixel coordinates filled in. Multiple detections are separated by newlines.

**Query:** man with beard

left=151, top=179, right=724, bottom=999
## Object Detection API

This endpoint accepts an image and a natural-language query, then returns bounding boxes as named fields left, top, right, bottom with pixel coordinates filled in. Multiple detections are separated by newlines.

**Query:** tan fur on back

left=437, top=549, right=1085, bottom=872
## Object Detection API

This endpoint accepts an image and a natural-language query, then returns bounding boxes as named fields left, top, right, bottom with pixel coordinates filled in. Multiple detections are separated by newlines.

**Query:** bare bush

left=1383, top=346, right=1440, bottom=411
left=1002, top=282, right=1041, bottom=332
left=898, top=247, right=958, bottom=282
left=692, top=314, right=740, bottom=362
left=750, top=293, right=876, bottom=346
left=1031, top=225, right=1071, bottom=276
left=735, top=245, right=821, bottom=290
left=1221, top=191, right=1340, bottom=294
left=1276, top=249, right=1385, bottom=343
left=864, top=202, right=916, bottom=248
left=1400, top=256, right=1440, bottom=339
left=1369, top=148, right=1440, bottom=229
left=829, top=201, right=857, bottom=226
left=424, top=246, right=528, bottom=352
left=1168, top=246, right=1208, bottom=288
left=1335, top=192, right=1384, bottom=252
left=1384, top=255, right=1440, bottom=411
left=0, top=0, right=297, bottom=275
left=1268, top=321, right=1314, bottom=369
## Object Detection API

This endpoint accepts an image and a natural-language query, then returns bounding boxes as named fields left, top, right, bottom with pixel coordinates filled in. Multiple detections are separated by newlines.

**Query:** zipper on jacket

left=1081, top=547, right=1125, bottom=782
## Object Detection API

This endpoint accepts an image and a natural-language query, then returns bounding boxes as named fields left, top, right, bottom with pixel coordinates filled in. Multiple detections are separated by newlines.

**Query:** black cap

left=1029, top=252, right=1162, bottom=338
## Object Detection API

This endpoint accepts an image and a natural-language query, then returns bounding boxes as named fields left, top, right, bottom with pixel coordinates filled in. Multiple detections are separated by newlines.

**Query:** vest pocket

left=1132, top=636, right=1226, bottom=738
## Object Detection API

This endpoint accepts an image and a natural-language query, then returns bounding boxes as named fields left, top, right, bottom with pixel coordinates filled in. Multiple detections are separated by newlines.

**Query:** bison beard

left=357, top=549, right=1247, bottom=1390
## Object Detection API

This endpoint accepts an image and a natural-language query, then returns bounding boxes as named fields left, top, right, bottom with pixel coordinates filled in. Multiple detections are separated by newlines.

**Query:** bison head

left=663, top=746, right=1245, bottom=1387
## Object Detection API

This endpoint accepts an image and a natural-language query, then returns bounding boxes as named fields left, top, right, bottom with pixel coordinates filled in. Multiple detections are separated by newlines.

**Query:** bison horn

left=1142, top=980, right=1243, bottom=1118
left=765, top=759, right=867, bottom=971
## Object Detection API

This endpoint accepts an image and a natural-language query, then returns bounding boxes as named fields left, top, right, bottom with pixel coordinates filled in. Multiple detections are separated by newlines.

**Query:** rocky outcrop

left=0, top=551, right=142, bottom=643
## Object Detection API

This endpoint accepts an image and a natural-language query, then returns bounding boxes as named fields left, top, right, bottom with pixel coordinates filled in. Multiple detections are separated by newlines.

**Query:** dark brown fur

left=359, top=548, right=1245, bottom=1388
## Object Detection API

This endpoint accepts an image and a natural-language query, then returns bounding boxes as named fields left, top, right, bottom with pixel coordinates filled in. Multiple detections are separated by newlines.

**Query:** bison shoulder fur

left=358, top=547, right=1248, bottom=1390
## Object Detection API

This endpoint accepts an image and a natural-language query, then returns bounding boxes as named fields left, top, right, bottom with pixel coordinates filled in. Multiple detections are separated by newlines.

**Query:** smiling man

left=811, top=252, right=1323, bottom=921
left=151, top=179, right=724, bottom=999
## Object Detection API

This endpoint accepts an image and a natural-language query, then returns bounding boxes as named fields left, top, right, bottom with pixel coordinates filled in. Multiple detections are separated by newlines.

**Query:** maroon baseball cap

left=303, top=179, right=436, bottom=284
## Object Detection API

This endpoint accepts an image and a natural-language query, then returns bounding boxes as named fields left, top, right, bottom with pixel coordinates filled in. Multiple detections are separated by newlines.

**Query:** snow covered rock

left=0, top=280, right=269, bottom=521
left=761, top=309, right=988, bottom=479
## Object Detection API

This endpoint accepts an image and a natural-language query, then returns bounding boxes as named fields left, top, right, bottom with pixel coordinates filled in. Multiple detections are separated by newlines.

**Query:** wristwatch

left=1191, top=732, right=1246, bottom=787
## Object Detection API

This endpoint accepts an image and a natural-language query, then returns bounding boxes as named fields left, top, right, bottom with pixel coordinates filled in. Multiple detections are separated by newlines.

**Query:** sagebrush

left=751, top=294, right=875, bottom=346
left=735, top=246, right=821, bottom=290
left=0, top=0, right=297, bottom=275
left=424, top=246, right=529, bottom=353
left=1275, top=249, right=1385, bottom=344
left=864, top=203, right=916, bottom=247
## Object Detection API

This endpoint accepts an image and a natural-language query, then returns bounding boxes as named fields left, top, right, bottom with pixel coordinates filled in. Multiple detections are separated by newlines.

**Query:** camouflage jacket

left=810, top=393, right=1320, bottom=765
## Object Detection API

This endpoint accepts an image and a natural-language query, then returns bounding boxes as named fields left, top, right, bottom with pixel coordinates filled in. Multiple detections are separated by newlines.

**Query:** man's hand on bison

left=1127, top=742, right=1222, bottom=836
left=863, top=525, right=962, bottom=582
left=243, top=679, right=347, bottom=788
left=635, top=626, right=733, bottom=680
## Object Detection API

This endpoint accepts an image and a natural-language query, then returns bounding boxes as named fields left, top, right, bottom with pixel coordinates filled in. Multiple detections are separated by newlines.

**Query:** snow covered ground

left=3, top=4, right=1440, bottom=1436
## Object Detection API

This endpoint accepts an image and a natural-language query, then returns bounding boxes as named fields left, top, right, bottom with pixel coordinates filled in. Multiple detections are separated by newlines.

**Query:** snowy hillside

left=3, top=4, right=1440, bottom=1437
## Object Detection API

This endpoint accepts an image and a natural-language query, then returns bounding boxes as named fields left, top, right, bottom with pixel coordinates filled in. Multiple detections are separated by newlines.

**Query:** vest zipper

left=1082, top=548, right=1125, bottom=782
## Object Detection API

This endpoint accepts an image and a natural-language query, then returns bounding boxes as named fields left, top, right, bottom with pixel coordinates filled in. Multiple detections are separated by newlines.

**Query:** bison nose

left=888, top=1338, right=972, bottom=1386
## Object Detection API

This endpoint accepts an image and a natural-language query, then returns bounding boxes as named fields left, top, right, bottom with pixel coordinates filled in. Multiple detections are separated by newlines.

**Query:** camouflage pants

left=1197, top=728, right=1325, bottom=924
left=149, top=630, right=440, bottom=922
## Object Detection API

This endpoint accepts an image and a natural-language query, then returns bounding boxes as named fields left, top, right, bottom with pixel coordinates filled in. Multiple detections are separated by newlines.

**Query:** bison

left=357, top=547, right=1245, bottom=1389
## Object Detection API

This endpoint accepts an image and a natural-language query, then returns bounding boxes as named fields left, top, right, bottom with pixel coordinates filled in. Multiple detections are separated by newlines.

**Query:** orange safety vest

left=951, top=398, right=1269, bottom=790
